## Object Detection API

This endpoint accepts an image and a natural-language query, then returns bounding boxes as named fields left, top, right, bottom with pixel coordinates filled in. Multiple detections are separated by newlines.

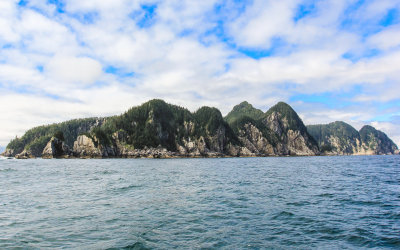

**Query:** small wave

left=378, top=236, right=400, bottom=247
left=338, top=198, right=381, bottom=206
left=0, top=156, right=14, bottom=160
left=345, top=234, right=372, bottom=247
left=0, top=168, right=17, bottom=172
left=107, top=242, right=149, bottom=250
left=316, top=193, right=334, bottom=198
left=112, top=184, right=143, bottom=193
left=286, top=201, right=312, bottom=206
left=95, top=170, right=119, bottom=175
left=271, top=211, right=295, bottom=220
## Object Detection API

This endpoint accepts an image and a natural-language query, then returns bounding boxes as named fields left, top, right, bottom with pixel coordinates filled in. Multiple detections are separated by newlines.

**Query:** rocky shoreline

left=4, top=133, right=398, bottom=160
left=3, top=100, right=398, bottom=159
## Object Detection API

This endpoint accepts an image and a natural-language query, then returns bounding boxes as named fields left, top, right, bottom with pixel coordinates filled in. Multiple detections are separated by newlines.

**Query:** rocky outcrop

left=236, top=123, right=276, bottom=156
left=263, top=103, right=319, bottom=156
left=1, top=148, right=15, bottom=157
left=42, top=137, right=72, bottom=158
left=73, top=135, right=116, bottom=158
left=15, top=149, right=35, bottom=159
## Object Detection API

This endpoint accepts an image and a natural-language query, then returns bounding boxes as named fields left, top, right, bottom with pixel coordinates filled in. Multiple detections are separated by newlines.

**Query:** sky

left=0, top=0, right=400, bottom=149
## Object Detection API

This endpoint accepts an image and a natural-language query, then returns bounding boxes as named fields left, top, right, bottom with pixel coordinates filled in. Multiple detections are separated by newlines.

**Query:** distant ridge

left=2, top=99, right=398, bottom=158
left=307, top=122, right=398, bottom=155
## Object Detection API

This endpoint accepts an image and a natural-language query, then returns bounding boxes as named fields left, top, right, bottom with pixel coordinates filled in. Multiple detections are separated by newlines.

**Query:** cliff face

left=225, top=101, right=319, bottom=156
left=3, top=99, right=398, bottom=158
left=263, top=102, right=319, bottom=156
left=307, top=121, right=362, bottom=155
left=42, top=137, right=73, bottom=159
left=358, top=125, right=398, bottom=155
left=3, top=118, right=105, bottom=157
left=69, top=100, right=238, bottom=158
left=307, top=122, right=398, bottom=155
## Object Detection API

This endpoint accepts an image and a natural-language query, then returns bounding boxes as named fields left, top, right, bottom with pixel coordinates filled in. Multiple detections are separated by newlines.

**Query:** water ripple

left=0, top=156, right=399, bottom=248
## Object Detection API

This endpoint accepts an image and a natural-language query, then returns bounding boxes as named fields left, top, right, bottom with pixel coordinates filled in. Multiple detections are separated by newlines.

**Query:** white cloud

left=45, top=55, right=102, bottom=85
left=368, top=25, right=400, bottom=50
left=228, top=0, right=298, bottom=48
left=0, top=0, right=400, bottom=149
left=371, top=121, right=400, bottom=148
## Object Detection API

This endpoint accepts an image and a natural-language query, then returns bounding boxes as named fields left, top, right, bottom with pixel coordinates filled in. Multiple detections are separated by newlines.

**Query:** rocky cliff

left=2, top=118, right=105, bottom=157
left=358, top=125, right=398, bottom=155
left=3, top=99, right=398, bottom=158
left=263, top=102, right=319, bottom=156
left=42, top=137, right=73, bottom=158
left=307, top=122, right=398, bottom=155
left=226, top=101, right=319, bottom=156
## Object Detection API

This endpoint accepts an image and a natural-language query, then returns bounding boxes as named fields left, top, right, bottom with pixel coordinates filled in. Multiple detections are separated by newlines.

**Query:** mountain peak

left=266, top=102, right=295, bottom=115
left=225, top=101, right=264, bottom=124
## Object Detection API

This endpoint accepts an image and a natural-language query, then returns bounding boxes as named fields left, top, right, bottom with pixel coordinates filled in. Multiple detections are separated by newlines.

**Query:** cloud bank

left=0, top=0, right=400, bottom=148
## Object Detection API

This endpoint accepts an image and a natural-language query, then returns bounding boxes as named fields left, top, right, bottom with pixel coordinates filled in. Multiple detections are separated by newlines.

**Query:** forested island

left=2, top=99, right=398, bottom=159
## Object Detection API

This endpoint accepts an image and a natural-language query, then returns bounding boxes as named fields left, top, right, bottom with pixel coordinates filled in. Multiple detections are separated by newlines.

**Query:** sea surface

left=0, top=156, right=399, bottom=249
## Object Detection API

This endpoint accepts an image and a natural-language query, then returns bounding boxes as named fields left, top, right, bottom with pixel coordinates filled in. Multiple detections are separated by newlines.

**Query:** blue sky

left=0, top=0, right=400, bottom=148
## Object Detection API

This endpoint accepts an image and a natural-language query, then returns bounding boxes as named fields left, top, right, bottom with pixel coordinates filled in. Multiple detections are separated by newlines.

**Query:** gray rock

left=15, top=149, right=35, bottom=159
left=42, top=137, right=72, bottom=158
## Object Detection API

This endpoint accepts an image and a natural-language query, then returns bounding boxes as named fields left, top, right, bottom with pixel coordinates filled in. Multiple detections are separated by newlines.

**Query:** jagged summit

left=224, top=101, right=264, bottom=124
left=265, top=101, right=307, bottom=132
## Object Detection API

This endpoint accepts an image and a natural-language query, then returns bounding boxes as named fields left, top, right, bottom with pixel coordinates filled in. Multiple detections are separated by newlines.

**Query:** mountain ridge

left=2, top=99, right=398, bottom=158
left=307, top=121, right=398, bottom=155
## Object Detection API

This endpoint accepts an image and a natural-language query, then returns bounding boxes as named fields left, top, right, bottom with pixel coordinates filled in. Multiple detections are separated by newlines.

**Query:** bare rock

left=42, top=137, right=72, bottom=158
left=15, top=149, right=35, bottom=159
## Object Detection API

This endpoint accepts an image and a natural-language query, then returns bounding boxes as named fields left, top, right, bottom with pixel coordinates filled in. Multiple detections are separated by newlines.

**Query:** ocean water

left=0, top=156, right=399, bottom=249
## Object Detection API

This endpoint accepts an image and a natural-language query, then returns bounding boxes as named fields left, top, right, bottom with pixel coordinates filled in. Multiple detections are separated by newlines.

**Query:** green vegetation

left=265, top=102, right=318, bottom=148
left=307, top=121, right=360, bottom=153
left=6, top=99, right=396, bottom=157
left=225, top=101, right=264, bottom=124
left=99, top=99, right=239, bottom=151
left=54, top=131, right=65, bottom=141
left=307, top=122, right=398, bottom=154
left=265, top=102, right=307, bottom=133
left=6, top=118, right=102, bottom=156
left=359, top=125, right=398, bottom=153
left=307, top=121, right=361, bottom=152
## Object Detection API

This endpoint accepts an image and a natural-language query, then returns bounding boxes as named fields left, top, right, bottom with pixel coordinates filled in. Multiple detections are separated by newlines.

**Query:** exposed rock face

left=307, top=122, right=362, bottom=155
left=73, top=135, right=114, bottom=158
left=42, top=137, right=72, bottom=158
left=358, top=125, right=398, bottom=155
left=236, top=123, right=276, bottom=156
left=307, top=122, right=398, bottom=155
left=2, top=148, right=15, bottom=157
left=4, top=117, right=106, bottom=158
left=15, top=149, right=35, bottom=159
left=225, top=101, right=319, bottom=156
left=263, top=103, right=319, bottom=156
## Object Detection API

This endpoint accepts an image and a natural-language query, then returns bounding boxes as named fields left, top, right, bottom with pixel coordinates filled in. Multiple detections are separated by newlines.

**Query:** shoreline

left=2, top=153, right=398, bottom=160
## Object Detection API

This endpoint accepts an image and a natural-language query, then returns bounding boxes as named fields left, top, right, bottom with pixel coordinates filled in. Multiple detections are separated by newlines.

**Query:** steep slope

left=306, top=123, right=398, bottom=155
left=263, top=102, right=319, bottom=155
left=225, top=102, right=279, bottom=156
left=73, top=99, right=240, bottom=158
left=225, top=101, right=319, bottom=156
left=359, top=125, right=398, bottom=155
left=307, top=121, right=362, bottom=154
